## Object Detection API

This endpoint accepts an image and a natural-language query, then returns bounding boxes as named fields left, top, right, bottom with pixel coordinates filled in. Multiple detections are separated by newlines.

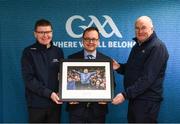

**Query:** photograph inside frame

left=67, top=66, right=106, bottom=90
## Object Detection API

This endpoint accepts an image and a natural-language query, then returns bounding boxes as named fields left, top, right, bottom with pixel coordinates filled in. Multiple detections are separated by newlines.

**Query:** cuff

left=122, top=92, right=127, bottom=100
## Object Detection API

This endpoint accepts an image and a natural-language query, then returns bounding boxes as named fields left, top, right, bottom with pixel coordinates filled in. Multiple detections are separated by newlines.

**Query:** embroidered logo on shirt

left=30, top=47, right=37, bottom=50
left=52, top=59, right=59, bottom=63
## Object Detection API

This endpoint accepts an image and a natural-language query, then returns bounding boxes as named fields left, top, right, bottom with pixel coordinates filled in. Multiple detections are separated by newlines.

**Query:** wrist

left=122, top=92, right=127, bottom=100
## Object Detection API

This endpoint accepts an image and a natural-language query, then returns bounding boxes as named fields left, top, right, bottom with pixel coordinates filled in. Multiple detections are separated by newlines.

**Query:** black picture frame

left=59, top=59, right=114, bottom=101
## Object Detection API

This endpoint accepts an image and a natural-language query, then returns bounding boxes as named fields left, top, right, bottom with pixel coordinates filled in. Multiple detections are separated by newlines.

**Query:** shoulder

left=22, top=43, right=37, bottom=54
left=50, top=45, right=64, bottom=58
left=149, top=38, right=169, bottom=59
left=150, top=33, right=166, bottom=48
left=68, top=50, right=84, bottom=59
left=97, top=51, right=112, bottom=60
left=21, top=43, right=37, bottom=60
left=51, top=45, right=63, bottom=52
left=152, top=37, right=168, bottom=52
left=145, top=34, right=166, bottom=51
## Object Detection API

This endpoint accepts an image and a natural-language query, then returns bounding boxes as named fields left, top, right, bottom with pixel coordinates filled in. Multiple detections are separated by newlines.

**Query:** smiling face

left=135, top=16, right=154, bottom=43
left=34, top=26, right=53, bottom=46
left=82, top=30, right=99, bottom=52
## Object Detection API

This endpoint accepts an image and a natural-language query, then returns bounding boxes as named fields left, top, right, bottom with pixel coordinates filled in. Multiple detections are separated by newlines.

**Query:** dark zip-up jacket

left=117, top=32, right=169, bottom=101
left=21, top=42, right=64, bottom=108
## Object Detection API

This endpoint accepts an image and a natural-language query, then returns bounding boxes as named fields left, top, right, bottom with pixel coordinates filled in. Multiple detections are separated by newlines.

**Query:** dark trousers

left=128, top=100, right=161, bottom=123
left=28, top=105, right=61, bottom=123
left=69, top=106, right=106, bottom=123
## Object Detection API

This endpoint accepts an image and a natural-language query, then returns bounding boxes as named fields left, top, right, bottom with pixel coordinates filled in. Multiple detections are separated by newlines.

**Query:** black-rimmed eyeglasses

left=83, top=38, right=99, bottom=42
left=36, top=31, right=52, bottom=35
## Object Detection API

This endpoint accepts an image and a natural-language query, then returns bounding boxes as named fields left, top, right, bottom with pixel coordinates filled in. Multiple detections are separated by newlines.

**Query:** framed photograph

left=59, top=59, right=114, bottom=101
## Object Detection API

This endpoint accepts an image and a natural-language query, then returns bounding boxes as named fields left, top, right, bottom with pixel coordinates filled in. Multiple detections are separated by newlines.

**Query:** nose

left=89, top=39, right=94, bottom=43
left=42, top=33, right=50, bottom=38
left=42, top=32, right=48, bottom=36
left=136, top=28, right=143, bottom=34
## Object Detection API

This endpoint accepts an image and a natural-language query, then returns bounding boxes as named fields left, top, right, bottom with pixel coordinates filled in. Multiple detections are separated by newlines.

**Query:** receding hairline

left=135, top=16, right=153, bottom=28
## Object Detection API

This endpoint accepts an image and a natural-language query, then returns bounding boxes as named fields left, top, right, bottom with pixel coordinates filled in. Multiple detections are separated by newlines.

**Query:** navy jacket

left=117, top=32, right=169, bottom=101
left=67, top=50, right=112, bottom=117
left=21, top=42, right=64, bottom=108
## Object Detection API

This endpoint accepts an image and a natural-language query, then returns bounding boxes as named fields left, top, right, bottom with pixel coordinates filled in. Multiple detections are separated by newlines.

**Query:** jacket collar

left=35, top=41, right=53, bottom=51
left=133, top=31, right=157, bottom=46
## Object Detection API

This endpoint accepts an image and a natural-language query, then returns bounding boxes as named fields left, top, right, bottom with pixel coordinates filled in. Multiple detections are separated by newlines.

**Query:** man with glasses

left=112, top=16, right=169, bottom=122
left=67, top=27, right=112, bottom=123
left=21, top=19, right=64, bottom=123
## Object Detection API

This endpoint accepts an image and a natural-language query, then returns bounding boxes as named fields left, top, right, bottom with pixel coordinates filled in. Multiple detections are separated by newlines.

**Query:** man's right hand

left=50, top=92, right=63, bottom=104
left=112, top=93, right=125, bottom=105
left=112, top=59, right=120, bottom=70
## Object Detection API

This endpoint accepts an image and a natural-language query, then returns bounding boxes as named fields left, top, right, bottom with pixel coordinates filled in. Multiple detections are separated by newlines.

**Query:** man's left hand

left=112, top=93, right=125, bottom=105
left=98, top=101, right=107, bottom=104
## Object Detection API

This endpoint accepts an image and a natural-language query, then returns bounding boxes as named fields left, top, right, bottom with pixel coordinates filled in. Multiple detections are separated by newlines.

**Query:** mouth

left=138, top=34, right=145, bottom=37
left=87, top=44, right=95, bottom=47
left=138, top=35, right=145, bottom=39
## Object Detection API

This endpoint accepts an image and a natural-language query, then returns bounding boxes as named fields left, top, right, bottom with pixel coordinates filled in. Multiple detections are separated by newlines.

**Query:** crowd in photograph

left=67, top=67, right=106, bottom=90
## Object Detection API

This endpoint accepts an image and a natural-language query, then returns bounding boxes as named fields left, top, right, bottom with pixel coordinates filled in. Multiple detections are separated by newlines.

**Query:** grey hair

left=136, top=16, right=153, bottom=28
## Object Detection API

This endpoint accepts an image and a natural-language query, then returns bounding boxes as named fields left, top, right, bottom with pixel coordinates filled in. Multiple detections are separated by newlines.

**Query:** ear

left=151, top=27, right=154, bottom=31
left=34, top=31, right=37, bottom=38
left=82, top=40, right=85, bottom=46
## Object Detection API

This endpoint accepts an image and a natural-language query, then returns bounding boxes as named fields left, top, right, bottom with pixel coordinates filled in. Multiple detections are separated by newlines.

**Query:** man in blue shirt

left=73, top=68, right=96, bottom=84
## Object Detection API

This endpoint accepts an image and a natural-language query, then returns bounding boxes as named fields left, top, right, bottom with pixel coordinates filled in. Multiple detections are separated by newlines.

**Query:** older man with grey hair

left=112, top=16, right=169, bottom=123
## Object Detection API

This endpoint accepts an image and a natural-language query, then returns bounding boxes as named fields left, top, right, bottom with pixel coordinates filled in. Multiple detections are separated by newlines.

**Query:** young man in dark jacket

left=21, top=19, right=64, bottom=123
left=112, top=16, right=169, bottom=123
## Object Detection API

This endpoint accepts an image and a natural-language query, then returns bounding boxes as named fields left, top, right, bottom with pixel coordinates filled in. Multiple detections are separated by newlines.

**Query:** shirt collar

left=35, top=40, right=52, bottom=51
left=84, top=50, right=97, bottom=59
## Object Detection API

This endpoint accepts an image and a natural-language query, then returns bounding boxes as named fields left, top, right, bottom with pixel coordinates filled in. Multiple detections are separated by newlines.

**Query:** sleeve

left=21, top=49, right=52, bottom=98
left=90, top=71, right=96, bottom=75
left=116, top=63, right=126, bottom=75
left=72, top=70, right=80, bottom=74
left=125, top=44, right=168, bottom=99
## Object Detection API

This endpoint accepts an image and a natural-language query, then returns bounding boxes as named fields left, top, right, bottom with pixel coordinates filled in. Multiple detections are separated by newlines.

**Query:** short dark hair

left=34, top=19, right=52, bottom=31
left=82, top=27, right=100, bottom=38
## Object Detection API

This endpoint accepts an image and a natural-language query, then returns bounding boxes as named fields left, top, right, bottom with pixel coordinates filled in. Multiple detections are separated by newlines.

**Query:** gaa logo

left=66, top=15, right=122, bottom=38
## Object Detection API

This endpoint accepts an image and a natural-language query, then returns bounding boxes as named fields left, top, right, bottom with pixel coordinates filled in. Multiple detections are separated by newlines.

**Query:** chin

left=86, top=50, right=95, bottom=52
left=138, top=38, right=145, bottom=42
left=44, top=41, right=51, bottom=44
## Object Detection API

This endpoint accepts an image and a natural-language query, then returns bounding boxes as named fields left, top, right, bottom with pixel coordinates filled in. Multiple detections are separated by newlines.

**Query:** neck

left=85, top=49, right=96, bottom=54
left=46, top=44, right=51, bottom=48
